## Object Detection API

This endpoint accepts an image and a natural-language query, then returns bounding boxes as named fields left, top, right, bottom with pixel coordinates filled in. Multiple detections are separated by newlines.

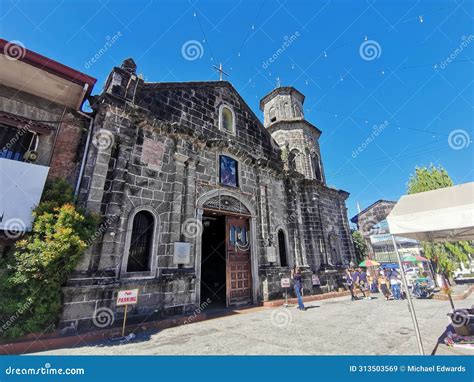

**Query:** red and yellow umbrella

left=359, top=259, right=380, bottom=267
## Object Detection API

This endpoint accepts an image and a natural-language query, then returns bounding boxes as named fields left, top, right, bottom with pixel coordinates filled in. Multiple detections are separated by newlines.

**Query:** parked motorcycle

left=411, top=279, right=434, bottom=299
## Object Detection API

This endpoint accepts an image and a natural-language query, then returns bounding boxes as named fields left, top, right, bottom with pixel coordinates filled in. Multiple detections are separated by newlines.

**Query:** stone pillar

left=293, top=182, right=308, bottom=267
left=183, top=157, right=198, bottom=265
left=339, top=196, right=355, bottom=264
left=183, top=157, right=198, bottom=220
left=86, top=140, right=113, bottom=213
left=169, top=152, right=188, bottom=243
left=74, top=132, right=113, bottom=273
left=98, top=142, right=132, bottom=274
left=259, top=184, right=268, bottom=243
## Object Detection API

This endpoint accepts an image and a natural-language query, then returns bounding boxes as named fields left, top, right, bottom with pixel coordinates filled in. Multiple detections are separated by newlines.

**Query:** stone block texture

left=60, top=59, right=355, bottom=331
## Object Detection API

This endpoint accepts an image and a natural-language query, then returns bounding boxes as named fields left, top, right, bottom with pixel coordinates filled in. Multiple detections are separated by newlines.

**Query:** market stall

left=386, top=182, right=474, bottom=355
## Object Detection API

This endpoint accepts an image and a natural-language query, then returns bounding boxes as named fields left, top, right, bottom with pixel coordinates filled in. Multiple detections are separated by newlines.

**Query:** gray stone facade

left=60, top=59, right=355, bottom=332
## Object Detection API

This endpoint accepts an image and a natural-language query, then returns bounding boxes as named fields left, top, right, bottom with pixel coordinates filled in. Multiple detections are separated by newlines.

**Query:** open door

left=226, top=217, right=252, bottom=307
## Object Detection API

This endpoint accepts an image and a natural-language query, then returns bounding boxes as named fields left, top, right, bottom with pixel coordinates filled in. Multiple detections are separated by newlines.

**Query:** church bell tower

left=260, top=87, right=325, bottom=183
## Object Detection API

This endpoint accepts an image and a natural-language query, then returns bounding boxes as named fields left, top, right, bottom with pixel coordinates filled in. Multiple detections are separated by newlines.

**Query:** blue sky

left=2, top=0, right=473, bottom=221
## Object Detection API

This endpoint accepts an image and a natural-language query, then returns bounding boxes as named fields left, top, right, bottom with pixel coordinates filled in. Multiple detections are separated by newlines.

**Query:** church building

left=61, top=58, right=355, bottom=330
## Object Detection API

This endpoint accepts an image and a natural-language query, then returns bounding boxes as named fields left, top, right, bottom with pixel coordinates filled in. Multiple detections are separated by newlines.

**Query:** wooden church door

left=226, top=217, right=252, bottom=306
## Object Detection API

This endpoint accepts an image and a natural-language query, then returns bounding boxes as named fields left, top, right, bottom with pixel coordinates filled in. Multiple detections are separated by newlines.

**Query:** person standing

left=352, top=268, right=366, bottom=299
left=388, top=269, right=401, bottom=300
left=291, top=267, right=306, bottom=311
left=345, top=268, right=356, bottom=301
left=378, top=272, right=391, bottom=300
left=359, top=268, right=371, bottom=300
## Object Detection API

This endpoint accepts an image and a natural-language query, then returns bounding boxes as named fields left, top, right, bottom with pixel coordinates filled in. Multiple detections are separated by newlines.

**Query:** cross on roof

left=213, top=63, right=229, bottom=81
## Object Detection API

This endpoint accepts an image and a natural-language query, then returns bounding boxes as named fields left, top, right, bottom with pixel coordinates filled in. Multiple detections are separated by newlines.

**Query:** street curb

left=0, top=313, right=205, bottom=355
left=432, top=285, right=473, bottom=301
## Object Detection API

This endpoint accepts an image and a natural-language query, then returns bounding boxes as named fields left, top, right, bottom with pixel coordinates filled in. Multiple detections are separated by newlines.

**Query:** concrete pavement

left=35, top=293, right=473, bottom=355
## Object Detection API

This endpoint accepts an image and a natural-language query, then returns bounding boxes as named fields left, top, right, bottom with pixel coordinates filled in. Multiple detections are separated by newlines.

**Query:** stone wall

left=354, top=201, right=396, bottom=235
left=60, top=60, right=355, bottom=332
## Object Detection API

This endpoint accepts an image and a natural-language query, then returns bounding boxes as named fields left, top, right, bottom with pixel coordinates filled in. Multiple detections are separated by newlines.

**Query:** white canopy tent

left=386, top=182, right=474, bottom=355
left=387, top=182, right=474, bottom=242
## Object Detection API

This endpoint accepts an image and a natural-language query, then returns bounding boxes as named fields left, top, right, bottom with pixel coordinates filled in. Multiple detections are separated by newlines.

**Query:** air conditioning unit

left=23, top=150, right=39, bottom=163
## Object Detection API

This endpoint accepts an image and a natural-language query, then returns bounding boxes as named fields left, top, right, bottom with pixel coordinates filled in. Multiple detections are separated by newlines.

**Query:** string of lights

left=188, top=1, right=468, bottom=143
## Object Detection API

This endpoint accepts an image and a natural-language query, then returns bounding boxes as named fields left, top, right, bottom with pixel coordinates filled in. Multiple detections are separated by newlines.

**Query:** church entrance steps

left=1, top=291, right=351, bottom=355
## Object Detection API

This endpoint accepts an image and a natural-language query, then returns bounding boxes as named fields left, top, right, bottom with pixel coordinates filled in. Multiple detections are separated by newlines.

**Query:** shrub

left=0, top=180, right=98, bottom=338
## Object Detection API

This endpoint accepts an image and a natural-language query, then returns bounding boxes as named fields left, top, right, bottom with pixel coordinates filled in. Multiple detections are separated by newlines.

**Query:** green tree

left=406, top=165, right=473, bottom=278
left=0, top=179, right=98, bottom=338
left=351, top=229, right=368, bottom=264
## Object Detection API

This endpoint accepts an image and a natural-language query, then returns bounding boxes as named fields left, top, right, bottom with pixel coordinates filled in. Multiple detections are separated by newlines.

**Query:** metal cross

left=213, top=63, right=229, bottom=81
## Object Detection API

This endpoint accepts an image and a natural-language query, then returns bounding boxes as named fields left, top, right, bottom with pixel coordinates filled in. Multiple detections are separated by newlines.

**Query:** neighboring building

left=350, top=200, right=422, bottom=263
left=0, top=39, right=96, bottom=256
left=59, top=58, right=355, bottom=331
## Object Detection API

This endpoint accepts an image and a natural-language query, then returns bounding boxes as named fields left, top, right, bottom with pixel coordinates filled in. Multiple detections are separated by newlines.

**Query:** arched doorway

left=196, top=191, right=257, bottom=308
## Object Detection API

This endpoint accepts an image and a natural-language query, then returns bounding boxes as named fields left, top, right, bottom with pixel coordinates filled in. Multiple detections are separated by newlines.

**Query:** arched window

left=219, top=105, right=235, bottom=134
left=328, top=233, right=340, bottom=265
left=126, top=210, right=154, bottom=272
left=312, top=152, right=322, bottom=181
left=284, top=103, right=291, bottom=118
left=269, top=107, right=276, bottom=123
left=277, top=229, right=288, bottom=267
